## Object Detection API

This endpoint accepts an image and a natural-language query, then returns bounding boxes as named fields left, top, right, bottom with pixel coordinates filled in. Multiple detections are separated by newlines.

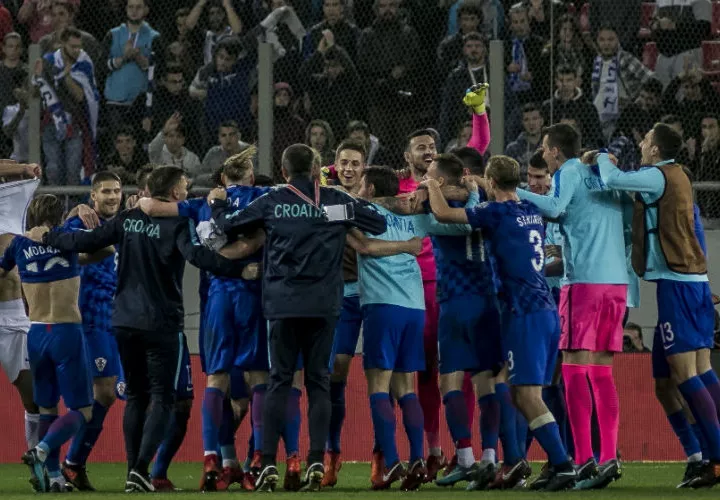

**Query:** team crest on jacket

left=116, top=381, right=126, bottom=397
left=95, top=357, right=107, bottom=372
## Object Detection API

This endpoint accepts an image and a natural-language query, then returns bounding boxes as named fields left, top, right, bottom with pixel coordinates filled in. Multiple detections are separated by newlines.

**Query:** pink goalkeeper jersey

left=398, top=176, right=436, bottom=282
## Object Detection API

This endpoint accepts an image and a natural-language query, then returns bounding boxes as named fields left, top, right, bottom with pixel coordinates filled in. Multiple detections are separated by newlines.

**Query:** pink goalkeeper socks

left=562, top=363, right=593, bottom=464
left=588, top=364, right=620, bottom=464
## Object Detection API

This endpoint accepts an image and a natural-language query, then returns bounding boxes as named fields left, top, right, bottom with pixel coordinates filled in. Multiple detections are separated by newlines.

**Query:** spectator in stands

left=505, top=102, right=544, bottom=176
left=184, top=0, right=243, bottom=66
left=345, top=119, right=392, bottom=166
left=103, top=0, right=160, bottom=128
left=444, top=120, right=471, bottom=152
left=139, top=63, right=202, bottom=153
left=607, top=103, right=651, bottom=172
left=526, top=0, right=566, bottom=41
left=439, top=32, right=487, bottom=149
left=357, top=0, right=420, bottom=154
left=592, top=25, right=654, bottom=142
left=634, top=77, right=665, bottom=126
left=651, top=0, right=712, bottom=87
left=504, top=2, right=546, bottom=104
left=661, top=113, right=694, bottom=166
left=662, top=65, right=720, bottom=138
left=590, top=0, right=642, bottom=53
left=541, top=14, right=594, bottom=93
left=445, top=0, right=503, bottom=39
left=200, top=120, right=251, bottom=184
left=147, top=112, right=201, bottom=173
left=695, top=112, right=720, bottom=219
left=103, top=125, right=149, bottom=181
left=265, top=0, right=306, bottom=91
left=39, top=1, right=101, bottom=64
left=272, top=81, right=305, bottom=181
left=305, top=119, right=336, bottom=166
left=0, top=2, right=13, bottom=43
left=436, top=1, right=483, bottom=83
left=299, top=36, right=359, bottom=142
left=190, top=36, right=255, bottom=148
left=2, top=71, right=29, bottom=162
left=36, top=27, right=100, bottom=185
left=0, top=33, right=27, bottom=117
left=18, top=0, right=77, bottom=43
left=306, top=0, right=360, bottom=62
left=623, top=322, right=649, bottom=353
left=542, top=64, right=603, bottom=148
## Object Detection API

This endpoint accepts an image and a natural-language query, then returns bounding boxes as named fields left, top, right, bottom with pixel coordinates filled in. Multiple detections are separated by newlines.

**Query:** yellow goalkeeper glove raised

left=463, top=83, right=489, bottom=115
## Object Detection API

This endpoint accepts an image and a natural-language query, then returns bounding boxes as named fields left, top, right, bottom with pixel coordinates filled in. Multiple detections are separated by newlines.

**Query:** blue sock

left=219, top=398, right=238, bottom=464
left=478, top=393, right=499, bottom=453
left=667, top=410, right=702, bottom=459
left=370, top=393, right=398, bottom=466
left=327, top=381, right=346, bottom=453
left=66, top=400, right=108, bottom=466
left=532, top=420, right=569, bottom=466
left=692, top=422, right=710, bottom=460
left=516, top=412, right=529, bottom=459
left=283, top=388, right=302, bottom=455
left=251, top=384, right=266, bottom=458
left=202, top=387, right=225, bottom=454
left=39, top=411, right=84, bottom=468
left=496, top=383, right=521, bottom=465
left=443, top=391, right=471, bottom=445
left=152, top=407, right=191, bottom=479
left=399, top=393, right=425, bottom=462
left=679, top=377, right=720, bottom=461
left=700, top=370, right=720, bottom=415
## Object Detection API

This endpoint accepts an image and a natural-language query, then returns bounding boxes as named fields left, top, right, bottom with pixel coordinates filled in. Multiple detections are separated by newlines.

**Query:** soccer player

left=594, top=124, right=720, bottom=487
left=44, top=166, right=259, bottom=492
left=58, top=172, right=123, bottom=491
left=425, top=155, right=578, bottom=491
left=418, top=154, right=502, bottom=490
left=354, top=165, right=479, bottom=491
left=0, top=161, right=42, bottom=457
left=2, top=195, right=113, bottom=492
left=517, top=124, right=628, bottom=486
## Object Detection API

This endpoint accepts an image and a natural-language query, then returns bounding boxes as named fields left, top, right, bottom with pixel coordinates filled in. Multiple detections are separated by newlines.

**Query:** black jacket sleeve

left=44, top=214, right=124, bottom=253
left=211, top=196, right=267, bottom=238
left=175, top=219, right=245, bottom=278
left=347, top=197, right=386, bottom=235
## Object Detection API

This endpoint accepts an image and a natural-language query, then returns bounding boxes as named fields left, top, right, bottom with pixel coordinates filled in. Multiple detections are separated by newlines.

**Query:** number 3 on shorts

left=507, top=350, right=514, bottom=372
left=661, top=322, right=674, bottom=346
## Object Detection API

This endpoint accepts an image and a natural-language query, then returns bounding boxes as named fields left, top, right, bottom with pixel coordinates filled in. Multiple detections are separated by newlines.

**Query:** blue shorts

left=652, top=280, right=715, bottom=379
left=438, top=295, right=503, bottom=375
left=28, top=323, right=93, bottom=410
left=84, top=327, right=122, bottom=379
left=362, top=304, right=425, bottom=372
left=204, top=282, right=269, bottom=374
left=198, top=271, right=210, bottom=373
left=175, top=334, right=194, bottom=400
left=330, top=295, right=362, bottom=367
left=230, top=367, right=249, bottom=400
left=503, top=309, right=560, bottom=386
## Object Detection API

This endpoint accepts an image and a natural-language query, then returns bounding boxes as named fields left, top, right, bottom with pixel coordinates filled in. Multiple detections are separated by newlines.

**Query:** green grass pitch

left=0, top=463, right=718, bottom=499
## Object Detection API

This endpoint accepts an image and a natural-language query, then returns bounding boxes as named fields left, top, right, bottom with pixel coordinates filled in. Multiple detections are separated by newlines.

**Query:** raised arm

left=0, top=161, right=40, bottom=179
left=463, top=83, right=490, bottom=155
left=424, top=179, right=469, bottom=224
left=517, top=165, right=581, bottom=219
left=596, top=153, right=665, bottom=195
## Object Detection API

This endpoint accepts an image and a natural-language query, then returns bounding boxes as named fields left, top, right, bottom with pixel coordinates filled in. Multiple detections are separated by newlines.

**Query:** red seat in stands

left=712, top=1, right=720, bottom=38
left=579, top=3, right=590, bottom=34
left=702, top=40, right=720, bottom=79
left=643, top=42, right=658, bottom=71
left=639, top=2, right=655, bottom=39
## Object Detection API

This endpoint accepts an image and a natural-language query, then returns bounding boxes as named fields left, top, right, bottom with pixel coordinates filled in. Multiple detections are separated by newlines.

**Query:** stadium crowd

left=1, top=0, right=720, bottom=495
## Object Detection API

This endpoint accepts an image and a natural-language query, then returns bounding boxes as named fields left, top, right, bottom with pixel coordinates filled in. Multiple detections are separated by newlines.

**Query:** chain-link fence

left=3, top=0, right=720, bottom=217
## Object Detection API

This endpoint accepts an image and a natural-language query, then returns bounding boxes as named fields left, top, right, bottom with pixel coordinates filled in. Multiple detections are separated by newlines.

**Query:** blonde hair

left=485, top=155, right=521, bottom=191
left=223, top=145, right=257, bottom=182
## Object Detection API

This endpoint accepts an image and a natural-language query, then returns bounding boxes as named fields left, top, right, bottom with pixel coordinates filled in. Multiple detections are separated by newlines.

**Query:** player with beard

left=59, top=172, right=123, bottom=490
left=322, top=140, right=368, bottom=487
left=0, top=161, right=42, bottom=484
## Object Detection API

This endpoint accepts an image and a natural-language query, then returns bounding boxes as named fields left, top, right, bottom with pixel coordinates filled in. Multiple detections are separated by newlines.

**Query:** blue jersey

left=178, top=196, right=209, bottom=225
left=518, top=158, right=628, bottom=286
left=64, top=216, right=117, bottom=333
left=0, top=233, right=80, bottom=283
left=465, top=200, right=555, bottom=315
left=430, top=193, right=497, bottom=302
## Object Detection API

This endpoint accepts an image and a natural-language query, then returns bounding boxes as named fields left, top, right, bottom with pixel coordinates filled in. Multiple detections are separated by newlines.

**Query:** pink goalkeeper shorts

left=559, top=284, right=627, bottom=353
